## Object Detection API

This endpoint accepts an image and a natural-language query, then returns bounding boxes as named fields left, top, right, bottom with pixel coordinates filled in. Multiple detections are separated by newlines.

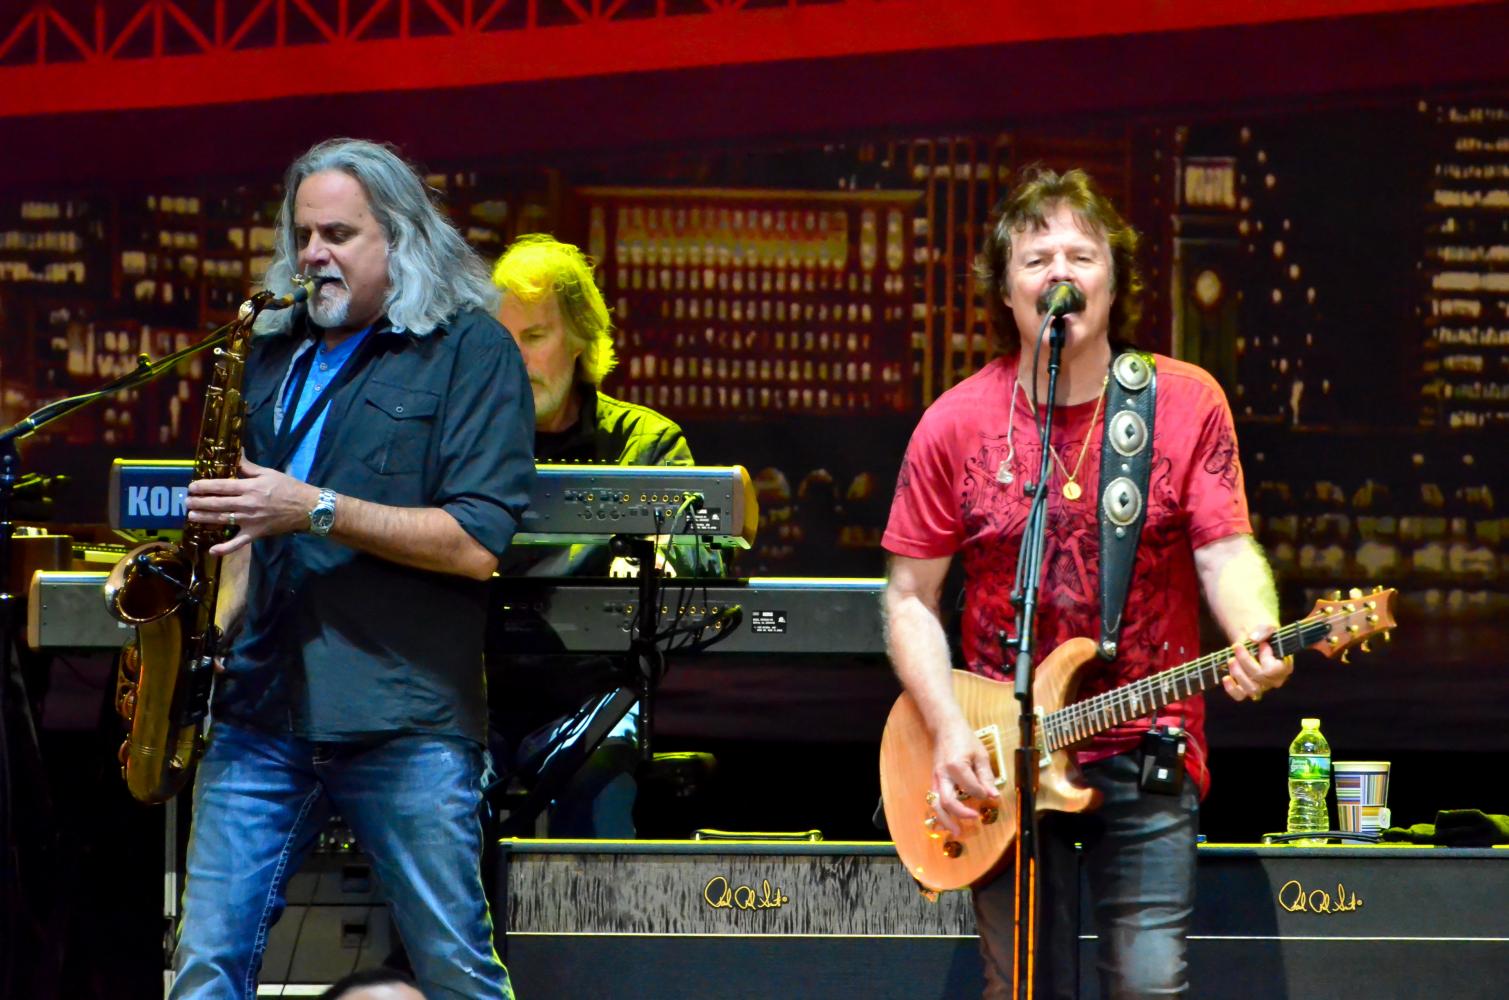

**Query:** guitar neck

left=1039, top=617, right=1332, bottom=752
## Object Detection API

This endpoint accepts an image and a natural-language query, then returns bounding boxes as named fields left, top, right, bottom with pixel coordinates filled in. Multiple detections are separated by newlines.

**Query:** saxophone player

left=176, top=138, right=533, bottom=1000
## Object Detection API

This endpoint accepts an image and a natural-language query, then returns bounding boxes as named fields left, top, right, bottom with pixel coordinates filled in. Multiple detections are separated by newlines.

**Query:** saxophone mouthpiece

left=286, top=274, right=318, bottom=305
left=258, top=274, right=334, bottom=311
left=260, top=275, right=318, bottom=310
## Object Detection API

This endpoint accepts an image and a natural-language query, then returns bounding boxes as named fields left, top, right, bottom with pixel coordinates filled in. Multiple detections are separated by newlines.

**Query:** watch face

left=310, top=504, right=335, bottom=535
left=309, top=489, right=337, bottom=535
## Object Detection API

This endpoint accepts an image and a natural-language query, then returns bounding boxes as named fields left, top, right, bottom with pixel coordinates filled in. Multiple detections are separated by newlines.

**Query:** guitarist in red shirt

left=882, top=166, right=1292, bottom=1000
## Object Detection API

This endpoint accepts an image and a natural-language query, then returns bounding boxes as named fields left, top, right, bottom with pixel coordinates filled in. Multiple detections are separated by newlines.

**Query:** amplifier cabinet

left=495, top=841, right=1509, bottom=1000
left=494, top=840, right=978, bottom=1000
left=256, top=851, right=393, bottom=995
left=1168, top=845, right=1509, bottom=1000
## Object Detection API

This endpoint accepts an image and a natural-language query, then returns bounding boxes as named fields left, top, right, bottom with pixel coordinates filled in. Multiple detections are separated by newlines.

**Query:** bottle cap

left=1301, top=717, right=1320, bottom=728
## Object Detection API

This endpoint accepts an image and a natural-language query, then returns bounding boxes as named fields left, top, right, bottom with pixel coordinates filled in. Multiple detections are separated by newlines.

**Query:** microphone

left=1038, top=281, right=1086, bottom=317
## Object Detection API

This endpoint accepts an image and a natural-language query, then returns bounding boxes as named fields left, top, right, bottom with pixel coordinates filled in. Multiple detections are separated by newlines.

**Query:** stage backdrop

left=2, top=93, right=1506, bottom=757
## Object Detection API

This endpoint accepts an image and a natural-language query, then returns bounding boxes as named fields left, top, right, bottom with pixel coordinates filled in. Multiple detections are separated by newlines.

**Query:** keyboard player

left=490, top=234, right=721, bottom=838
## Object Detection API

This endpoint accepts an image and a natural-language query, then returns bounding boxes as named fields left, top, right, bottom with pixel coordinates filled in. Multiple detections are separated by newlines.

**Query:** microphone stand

left=1002, top=311, right=1069, bottom=1000
left=0, top=321, right=239, bottom=996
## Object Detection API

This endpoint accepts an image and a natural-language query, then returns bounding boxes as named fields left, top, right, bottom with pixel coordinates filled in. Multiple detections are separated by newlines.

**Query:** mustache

left=308, top=269, right=347, bottom=289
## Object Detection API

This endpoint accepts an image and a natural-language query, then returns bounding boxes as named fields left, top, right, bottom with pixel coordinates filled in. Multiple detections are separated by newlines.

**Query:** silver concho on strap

left=1112, top=352, right=1152, bottom=392
left=1108, top=410, right=1149, bottom=457
left=1103, top=476, right=1143, bottom=527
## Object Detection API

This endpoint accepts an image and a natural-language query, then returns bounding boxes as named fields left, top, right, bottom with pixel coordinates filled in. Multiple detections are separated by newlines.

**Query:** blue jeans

left=169, top=720, right=513, bottom=1000
left=973, top=753, right=1198, bottom=1000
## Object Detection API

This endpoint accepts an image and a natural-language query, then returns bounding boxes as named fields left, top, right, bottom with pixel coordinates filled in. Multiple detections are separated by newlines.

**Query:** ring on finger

left=226, top=512, right=238, bottom=528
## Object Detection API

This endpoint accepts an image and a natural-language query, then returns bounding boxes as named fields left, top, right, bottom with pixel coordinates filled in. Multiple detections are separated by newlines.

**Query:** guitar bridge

left=972, top=724, right=1010, bottom=788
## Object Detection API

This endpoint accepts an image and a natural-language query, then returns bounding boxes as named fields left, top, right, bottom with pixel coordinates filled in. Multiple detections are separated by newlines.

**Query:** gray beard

left=308, top=288, right=350, bottom=329
left=533, top=377, right=575, bottom=428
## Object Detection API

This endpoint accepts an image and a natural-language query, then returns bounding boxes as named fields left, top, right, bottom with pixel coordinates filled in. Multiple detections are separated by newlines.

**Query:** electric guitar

left=878, top=588, right=1398, bottom=892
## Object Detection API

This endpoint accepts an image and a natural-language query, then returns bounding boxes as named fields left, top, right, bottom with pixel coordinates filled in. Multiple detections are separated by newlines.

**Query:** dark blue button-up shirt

left=218, top=306, right=535, bottom=745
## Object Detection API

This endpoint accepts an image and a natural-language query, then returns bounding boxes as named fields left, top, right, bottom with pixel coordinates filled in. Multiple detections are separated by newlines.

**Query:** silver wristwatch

left=307, top=488, right=337, bottom=537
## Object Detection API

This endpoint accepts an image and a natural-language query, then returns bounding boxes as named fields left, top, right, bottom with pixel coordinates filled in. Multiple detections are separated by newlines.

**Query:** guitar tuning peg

left=1384, top=630, right=1393, bottom=642
left=1328, top=589, right=1342, bottom=601
left=1348, top=587, right=1363, bottom=599
left=1341, top=650, right=1351, bottom=664
left=1360, top=640, right=1372, bottom=653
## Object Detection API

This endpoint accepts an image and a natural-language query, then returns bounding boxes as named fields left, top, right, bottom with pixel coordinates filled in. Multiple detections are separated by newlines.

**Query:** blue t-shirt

left=282, top=326, right=372, bottom=483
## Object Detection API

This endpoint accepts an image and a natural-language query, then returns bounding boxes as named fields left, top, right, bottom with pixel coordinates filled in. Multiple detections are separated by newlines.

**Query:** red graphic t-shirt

left=882, top=354, right=1251, bottom=795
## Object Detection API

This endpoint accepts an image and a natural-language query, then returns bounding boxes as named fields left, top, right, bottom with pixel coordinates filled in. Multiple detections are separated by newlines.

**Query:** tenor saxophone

left=104, top=276, right=315, bottom=804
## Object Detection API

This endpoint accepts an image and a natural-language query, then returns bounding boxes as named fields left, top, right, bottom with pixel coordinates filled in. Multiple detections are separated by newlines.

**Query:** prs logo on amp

left=1278, top=879, right=1364, bottom=915
left=702, top=875, right=790, bottom=912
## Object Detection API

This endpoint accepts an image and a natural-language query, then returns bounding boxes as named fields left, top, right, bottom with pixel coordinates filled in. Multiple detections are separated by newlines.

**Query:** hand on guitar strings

left=929, top=718, right=1001, bottom=836
left=186, top=456, right=323, bottom=556
left=1221, top=623, right=1293, bottom=703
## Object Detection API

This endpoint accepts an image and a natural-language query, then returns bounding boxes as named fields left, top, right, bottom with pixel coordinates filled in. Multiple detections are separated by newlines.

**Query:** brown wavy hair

left=974, top=165, right=1144, bottom=356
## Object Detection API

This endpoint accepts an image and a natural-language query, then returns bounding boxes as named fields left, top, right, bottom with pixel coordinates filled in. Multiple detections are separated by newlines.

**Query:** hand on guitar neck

left=1222, top=622, right=1289, bottom=703
left=1199, top=532, right=1292, bottom=703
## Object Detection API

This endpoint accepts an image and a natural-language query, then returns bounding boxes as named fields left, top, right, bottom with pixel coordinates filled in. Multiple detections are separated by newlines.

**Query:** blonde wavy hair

left=492, top=234, right=616, bottom=385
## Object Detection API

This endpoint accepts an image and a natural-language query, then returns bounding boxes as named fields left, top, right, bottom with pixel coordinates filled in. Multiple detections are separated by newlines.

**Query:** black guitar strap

left=1096, top=350, right=1157, bottom=661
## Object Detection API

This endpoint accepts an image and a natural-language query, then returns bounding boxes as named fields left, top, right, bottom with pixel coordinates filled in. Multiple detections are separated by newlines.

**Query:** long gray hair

left=259, top=138, right=498, bottom=336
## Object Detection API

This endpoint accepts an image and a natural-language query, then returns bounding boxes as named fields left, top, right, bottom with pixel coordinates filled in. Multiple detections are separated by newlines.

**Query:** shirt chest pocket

left=360, top=381, right=440, bottom=476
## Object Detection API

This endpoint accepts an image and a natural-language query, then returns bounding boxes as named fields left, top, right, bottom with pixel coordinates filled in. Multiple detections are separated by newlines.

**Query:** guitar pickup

left=972, top=724, right=1010, bottom=789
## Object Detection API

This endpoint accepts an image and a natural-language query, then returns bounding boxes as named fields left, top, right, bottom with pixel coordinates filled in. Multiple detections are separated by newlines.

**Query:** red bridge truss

left=0, top=0, right=1496, bottom=118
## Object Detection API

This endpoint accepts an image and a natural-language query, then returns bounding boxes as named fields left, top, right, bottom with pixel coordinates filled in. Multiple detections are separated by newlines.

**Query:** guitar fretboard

left=1039, top=615, right=1334, bottom=752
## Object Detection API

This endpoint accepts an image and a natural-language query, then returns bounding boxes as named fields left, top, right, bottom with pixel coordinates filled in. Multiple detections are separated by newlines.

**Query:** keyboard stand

left=492, top=535, right=664, bottom=838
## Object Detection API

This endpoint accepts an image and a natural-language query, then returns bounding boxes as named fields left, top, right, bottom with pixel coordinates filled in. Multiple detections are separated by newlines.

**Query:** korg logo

left=128, top=485, right=188, bottom=519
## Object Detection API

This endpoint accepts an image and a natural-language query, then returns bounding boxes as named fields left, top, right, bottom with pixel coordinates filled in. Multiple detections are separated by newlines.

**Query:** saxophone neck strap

left=1096, top=349, right=1157, bottom=661
left=266, top=328, right=381, bottom=473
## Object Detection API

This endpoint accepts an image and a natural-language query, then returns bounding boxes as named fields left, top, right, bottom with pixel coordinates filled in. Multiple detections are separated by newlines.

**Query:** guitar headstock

left=1305, top=587, right=1398, bottom=662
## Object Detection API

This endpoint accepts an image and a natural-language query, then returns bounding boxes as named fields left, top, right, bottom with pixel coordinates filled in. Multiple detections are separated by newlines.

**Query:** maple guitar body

left=879, top=637, right=1103, bottom=893
left=879, top=588, right=1398, bottom=893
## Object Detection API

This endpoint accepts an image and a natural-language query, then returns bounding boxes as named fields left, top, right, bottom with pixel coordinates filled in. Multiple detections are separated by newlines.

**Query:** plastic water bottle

left=1286, top=717, right=1331, bottom=844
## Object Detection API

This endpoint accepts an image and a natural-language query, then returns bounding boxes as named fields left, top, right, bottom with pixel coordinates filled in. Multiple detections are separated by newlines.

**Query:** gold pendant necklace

left=1018, top=373, right=1109, bottom=501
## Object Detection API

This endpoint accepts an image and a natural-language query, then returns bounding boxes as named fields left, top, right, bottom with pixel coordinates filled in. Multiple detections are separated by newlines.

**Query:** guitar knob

left=942, top=840, right=963, bottom=859
left=979, top=806, right=1000, bottom=825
